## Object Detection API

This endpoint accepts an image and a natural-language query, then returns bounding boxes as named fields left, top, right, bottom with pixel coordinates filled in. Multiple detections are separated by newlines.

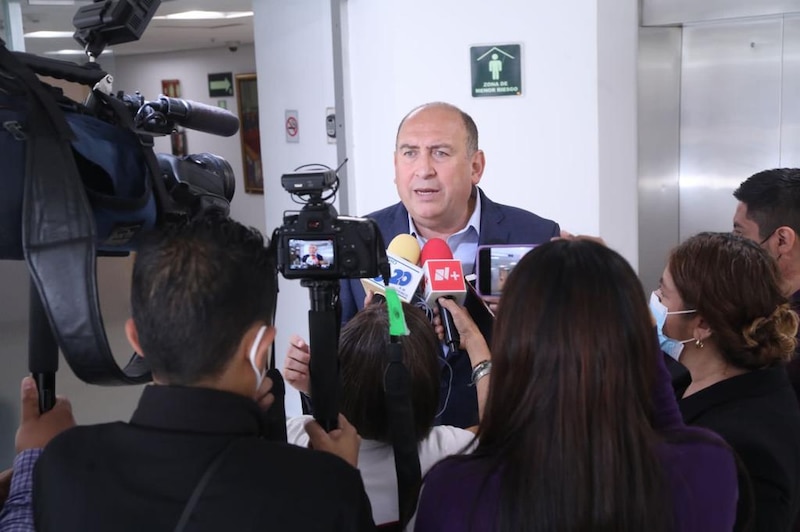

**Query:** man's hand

left=430, top=305, right=446, bottom=342
left=16, top=376, right=76, bottom=454
left=363, top=290, right=375, bottom=308
left=0, top=467, right=12, bottom=507
left=305, top=414, right=360, bottom=468
left=284, top=335, right=311, bottom=395
left=553, top=229, right=607, bottom=246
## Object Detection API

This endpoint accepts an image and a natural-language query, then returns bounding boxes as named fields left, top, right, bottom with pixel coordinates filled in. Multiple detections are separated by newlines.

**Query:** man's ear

left=776, top=226, right=797, bottom=256
left=470, top=149, right=485, bottom=185
left=124, top=318, right=144, bottom=357
left=257, top=326, right=277, bottom=372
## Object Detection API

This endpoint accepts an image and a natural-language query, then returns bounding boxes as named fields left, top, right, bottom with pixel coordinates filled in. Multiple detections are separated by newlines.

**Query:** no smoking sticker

left=285, top=110, right=299, bottom=143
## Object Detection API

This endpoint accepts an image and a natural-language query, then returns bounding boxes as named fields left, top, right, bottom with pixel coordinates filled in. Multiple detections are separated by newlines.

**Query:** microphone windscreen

left=420, top=238, right=453, bottom=264
left=387, top=234, right=421, bottom=265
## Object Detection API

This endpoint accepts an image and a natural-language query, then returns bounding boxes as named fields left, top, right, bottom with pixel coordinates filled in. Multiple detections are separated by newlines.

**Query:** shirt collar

left=130, top=384, right=266, bottom=436
left=407, top=187, right=482, bottom=243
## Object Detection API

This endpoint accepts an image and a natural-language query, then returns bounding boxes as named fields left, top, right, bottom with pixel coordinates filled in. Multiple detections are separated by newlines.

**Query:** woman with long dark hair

left=415, top=239, right=738, bottom=531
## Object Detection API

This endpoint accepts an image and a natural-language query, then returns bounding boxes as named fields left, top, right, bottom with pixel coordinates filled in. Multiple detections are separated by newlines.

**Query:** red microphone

left=420, top=239, right=467, bottom=351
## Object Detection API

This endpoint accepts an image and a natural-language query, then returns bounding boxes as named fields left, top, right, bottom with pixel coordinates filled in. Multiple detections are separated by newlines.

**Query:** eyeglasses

left=759, top=228, right=777, bottom=246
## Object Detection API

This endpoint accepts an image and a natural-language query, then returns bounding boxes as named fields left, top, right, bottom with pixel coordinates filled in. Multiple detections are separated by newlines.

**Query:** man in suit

left=301, top=244, right=326, bottom=268
left=287, top=102, right=559, bottom=428
left=1, top=216, right=373, bottom=532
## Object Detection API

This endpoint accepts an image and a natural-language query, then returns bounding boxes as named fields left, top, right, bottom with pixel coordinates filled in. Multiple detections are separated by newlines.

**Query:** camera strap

left=0, top=39, right=151, bottom=385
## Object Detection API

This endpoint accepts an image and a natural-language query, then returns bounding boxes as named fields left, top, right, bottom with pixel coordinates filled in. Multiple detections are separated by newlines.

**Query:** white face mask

left=248, top=325, right=269, bottom=390
left=649, top=292, right=696, bottom=361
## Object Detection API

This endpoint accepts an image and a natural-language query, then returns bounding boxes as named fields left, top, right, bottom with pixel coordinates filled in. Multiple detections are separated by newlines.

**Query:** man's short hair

left=395, top=102, right=479, bottom=155
left=734, top=168, right=800, bottom=240
left=130, top=215, right=277, bottom=385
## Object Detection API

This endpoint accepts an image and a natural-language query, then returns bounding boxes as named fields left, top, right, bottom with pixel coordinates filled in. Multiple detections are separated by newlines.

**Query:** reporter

left=285, top=302, right=487, bottom=528
left=415, top=239, right=738, bottom=531
left=657, top=232, right=800, bottom=530
left=18, top=216, right=373, bottom=532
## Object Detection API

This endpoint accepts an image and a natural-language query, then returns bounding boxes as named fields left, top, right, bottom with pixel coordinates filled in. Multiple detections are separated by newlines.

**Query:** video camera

left=0, top=0, right=243, bottom=400
left=274, top=167, right=386, bottom=281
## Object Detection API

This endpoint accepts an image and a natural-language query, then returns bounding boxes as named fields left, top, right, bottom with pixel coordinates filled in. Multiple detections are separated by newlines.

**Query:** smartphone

left=476, top=244, right=537, bottom=297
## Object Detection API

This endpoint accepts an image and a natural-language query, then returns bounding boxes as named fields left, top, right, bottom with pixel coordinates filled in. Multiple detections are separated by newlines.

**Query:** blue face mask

left=649, top=292, right=696, bottom=361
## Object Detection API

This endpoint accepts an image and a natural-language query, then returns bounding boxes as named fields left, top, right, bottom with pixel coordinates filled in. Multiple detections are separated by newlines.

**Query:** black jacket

left=680, top=366, right=800, bottom=532
left=33, top=385, right=375, bottom=532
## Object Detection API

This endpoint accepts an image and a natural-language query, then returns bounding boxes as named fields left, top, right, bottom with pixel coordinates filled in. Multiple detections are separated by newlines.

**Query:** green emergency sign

left=470, top=44, right=522, bottom=98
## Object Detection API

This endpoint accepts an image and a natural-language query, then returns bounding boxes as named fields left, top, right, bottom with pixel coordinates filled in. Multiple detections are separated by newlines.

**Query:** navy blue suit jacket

left=340, top=188, right=559, bottom=428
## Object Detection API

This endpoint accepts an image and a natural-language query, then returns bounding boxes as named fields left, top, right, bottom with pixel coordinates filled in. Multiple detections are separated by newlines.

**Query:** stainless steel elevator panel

left=638, top=27, right=682, bottom=291
left=643, top=0, right=800, bottom=26
left=679, top=19, right=783, bottom=241
left=781, top=15, right=800, bottom=166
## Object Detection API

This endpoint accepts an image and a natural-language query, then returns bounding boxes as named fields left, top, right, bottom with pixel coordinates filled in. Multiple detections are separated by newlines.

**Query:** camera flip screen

left=289, top=238, right=335, bottom=270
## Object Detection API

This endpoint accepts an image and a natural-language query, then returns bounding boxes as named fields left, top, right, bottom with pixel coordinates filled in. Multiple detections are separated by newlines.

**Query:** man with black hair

left=1, top=216, right=373, bottom=532
left=733, top=168, right=800, bottom=401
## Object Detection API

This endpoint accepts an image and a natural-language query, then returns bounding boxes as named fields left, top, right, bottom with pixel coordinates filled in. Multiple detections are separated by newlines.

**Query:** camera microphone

left=146, top=96, right=240, bottom=137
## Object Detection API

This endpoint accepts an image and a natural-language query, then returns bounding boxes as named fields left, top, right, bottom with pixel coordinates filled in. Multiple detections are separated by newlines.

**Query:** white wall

left=345, top=0, right=601, bottom=237
left=254, top=0, right=339, bottom=417
left=598, top=0, right=639, bottom=262
left=341, top=0, right=638, bottom=258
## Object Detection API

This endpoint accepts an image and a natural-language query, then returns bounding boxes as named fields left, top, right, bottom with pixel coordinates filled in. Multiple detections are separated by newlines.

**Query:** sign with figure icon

left=470, top=44, right=522, bottom=97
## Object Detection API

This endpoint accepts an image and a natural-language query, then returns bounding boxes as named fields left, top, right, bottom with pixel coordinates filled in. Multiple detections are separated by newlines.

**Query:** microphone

left=146, top=96, right=240, bottom=137
left=420, top=239, right=467, bottom=352
left=361, top=234, right=424, bottom=303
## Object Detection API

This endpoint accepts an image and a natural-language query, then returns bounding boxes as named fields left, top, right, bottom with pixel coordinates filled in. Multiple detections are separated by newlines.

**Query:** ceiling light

left=152, top=11, right=253, bottom=21
left=25, top=31, right=75, bottom=38
left=27, top=1, right=78, bottom=5
left=44, top=49, right=112, bottom=56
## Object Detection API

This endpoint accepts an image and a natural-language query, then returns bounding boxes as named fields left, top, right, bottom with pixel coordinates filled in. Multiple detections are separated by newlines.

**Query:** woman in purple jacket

left=415, top=239, right=738, bottom=532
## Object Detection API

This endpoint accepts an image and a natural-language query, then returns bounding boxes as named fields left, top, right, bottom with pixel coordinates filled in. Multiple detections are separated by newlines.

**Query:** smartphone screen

left=476, top=245, right=536, bottom=297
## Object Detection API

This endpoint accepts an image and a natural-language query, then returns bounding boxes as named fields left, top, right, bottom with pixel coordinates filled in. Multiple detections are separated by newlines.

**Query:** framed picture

left=235, top=73, right=263, bottom=194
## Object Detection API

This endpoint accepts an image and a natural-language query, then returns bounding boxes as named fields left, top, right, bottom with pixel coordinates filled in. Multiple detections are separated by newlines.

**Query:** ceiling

left=1, top=0, right=255, bottom=57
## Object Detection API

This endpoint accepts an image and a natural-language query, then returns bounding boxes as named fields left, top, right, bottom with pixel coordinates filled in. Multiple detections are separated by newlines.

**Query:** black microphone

left=149, top=96, right=240, bottom=137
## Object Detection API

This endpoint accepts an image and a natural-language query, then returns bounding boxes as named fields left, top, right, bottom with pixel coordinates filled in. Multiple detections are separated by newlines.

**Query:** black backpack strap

left=0, top=40, right=151, bottom=385
left=174, top=439, right=242, bottom=532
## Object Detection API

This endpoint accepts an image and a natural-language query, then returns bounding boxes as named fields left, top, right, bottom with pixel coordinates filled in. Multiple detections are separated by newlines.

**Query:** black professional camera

left=274, top=168, right=385, bottom=280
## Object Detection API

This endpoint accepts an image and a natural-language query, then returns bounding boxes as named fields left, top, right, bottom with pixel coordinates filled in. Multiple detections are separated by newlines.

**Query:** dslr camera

left=274, top=168, right=385, bottom=280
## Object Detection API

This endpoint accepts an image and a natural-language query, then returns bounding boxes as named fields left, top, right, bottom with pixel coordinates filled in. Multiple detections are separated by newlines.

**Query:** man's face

left=394, top=106, right=484, bottom=235
left=308, top=245, right=317, bottom=254
left=732, top=202, right=764, bottom=242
